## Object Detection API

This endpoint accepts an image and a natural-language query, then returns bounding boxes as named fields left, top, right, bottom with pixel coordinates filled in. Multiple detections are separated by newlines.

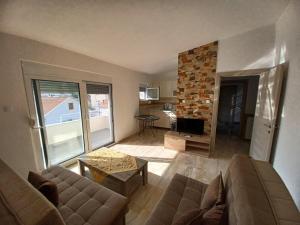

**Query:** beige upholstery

left=225, top=154, right=277, bottom=225
left=42, top=166, right=128, bottom=225
left=146, top=154, right=300, bottom=225
left=225, top=154, right=300, bottom=225
left=253, top=160, right=300, bottom=225
left=0, top=158, right=128, bottom=225
left=145, top=173, right=207, bottom=225
left=0, top=159, right=65, bottom=225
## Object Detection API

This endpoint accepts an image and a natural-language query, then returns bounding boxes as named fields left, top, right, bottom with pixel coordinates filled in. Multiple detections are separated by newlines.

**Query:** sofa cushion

left=0, top=158, right=65, bottom=225
left=201, top=172, right=224, bottom=209
left=28, top=171, right=59, bottom=206
left=42, top=166, right=128, bottom=225
left=171, top=205, right=226, bottom=225
left=252, top=160, right=300, bottom=225
left=202, top=204, right=226, bottom=225
left=225, top=154, right=300, bottom=225
left=145, top=173, right=207, bottom=225
left=225, top=154, right=278, bottom=225
left=171, top=208, right=206, bottom=225
left=0, top=193, right=23, bottom=225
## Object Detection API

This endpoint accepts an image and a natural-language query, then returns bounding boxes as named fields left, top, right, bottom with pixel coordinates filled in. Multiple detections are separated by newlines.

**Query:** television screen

left=177, top=118, right=204, bottom=135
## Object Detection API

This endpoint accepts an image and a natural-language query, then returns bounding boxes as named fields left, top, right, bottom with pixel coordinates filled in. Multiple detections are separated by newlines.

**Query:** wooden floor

left=70, top=129, right=249, bottom=225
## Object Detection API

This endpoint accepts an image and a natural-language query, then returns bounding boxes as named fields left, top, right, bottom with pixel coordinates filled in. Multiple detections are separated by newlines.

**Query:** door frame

left=21, top=61, right=114, bottom=170
left=84, top=81, right=115, bottom=150
left=23, top=75, right=90, bottom=169
left=217, top=80, right=248, bottom=137
left=210, top=68, right=271, bottom=155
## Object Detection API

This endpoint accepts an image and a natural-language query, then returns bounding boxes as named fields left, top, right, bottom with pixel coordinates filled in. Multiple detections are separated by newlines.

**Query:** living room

left=0, top=1, right=300, bottom=225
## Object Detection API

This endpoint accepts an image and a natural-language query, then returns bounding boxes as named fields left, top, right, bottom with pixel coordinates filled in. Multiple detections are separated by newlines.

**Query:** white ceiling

left=0, top=0, right=289, bottom=75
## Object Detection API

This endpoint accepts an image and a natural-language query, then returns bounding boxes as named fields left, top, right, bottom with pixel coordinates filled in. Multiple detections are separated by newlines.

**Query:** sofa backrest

left=225, top=154, right=300, bottom=225
left=0, top=158, right=65, bottom=225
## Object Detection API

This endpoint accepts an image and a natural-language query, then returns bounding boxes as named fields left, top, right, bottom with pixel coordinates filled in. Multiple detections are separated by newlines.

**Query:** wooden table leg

left=78, top=161, right=85, bottom=176
left=122, top=181, right=128, bottom=197
left=142, top=163, right=148, bottom=185
left=138, top=120, right=142, bottom=136
left=150, top=120, right=155, bottom=136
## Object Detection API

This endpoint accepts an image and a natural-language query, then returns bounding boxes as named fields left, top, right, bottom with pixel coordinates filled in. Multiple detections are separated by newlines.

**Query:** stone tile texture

left=176, top=41, right=218, bottom=135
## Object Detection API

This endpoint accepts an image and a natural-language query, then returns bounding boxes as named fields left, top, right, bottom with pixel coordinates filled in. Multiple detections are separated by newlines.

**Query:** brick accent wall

left=176, top=41, right=218, bottom=135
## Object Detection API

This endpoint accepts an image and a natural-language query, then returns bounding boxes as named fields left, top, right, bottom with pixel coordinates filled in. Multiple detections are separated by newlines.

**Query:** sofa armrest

left=0, top=159, right=65, bottom=225
left=225, top=154, right=300, bottom=225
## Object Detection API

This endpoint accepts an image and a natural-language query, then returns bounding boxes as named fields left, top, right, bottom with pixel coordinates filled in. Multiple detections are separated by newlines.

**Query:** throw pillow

left=200, top=172, right=225, bottom=209
left=216, top=172, right=225, bottom=205
left=172, top=209, right=206, bottom=225
left=28, top=171, right=59, bottom=207
left=202, top=204, right=226, bottom=225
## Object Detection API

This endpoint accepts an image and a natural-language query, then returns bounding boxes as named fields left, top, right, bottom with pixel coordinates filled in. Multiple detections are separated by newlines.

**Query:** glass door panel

left=33, top=80, right=85, bottom=166
left=86, top=83, right=114, bottom=149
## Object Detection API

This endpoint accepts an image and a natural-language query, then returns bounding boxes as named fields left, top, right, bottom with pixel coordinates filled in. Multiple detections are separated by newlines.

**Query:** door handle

left=263, top=123, right=272, bottom=129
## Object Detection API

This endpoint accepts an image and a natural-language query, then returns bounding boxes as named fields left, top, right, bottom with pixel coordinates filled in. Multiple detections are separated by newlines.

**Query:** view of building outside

left=87, top=92, right=112, bottom=149
left=37, top=82, right=112, bottom=165
left=88, top=94, right=109, bottom=118
left=42, top=93, right=109, bottom=125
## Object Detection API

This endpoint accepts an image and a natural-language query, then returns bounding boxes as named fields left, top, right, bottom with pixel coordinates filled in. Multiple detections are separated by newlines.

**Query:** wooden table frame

left=78, top=158, right=148, bottom=197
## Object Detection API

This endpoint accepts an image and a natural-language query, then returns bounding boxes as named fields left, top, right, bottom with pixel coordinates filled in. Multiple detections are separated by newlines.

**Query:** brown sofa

left=145, top=154, right=300, bottom=225
left=0, top=159, right=128, bottom=225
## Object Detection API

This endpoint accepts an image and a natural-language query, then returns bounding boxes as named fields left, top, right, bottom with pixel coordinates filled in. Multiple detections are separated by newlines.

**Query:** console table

left=164, top=131, right=211, bottom=157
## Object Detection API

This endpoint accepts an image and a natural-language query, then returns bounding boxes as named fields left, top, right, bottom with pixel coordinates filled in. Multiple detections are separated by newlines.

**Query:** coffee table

left=77, top=148, right=148, bottom=197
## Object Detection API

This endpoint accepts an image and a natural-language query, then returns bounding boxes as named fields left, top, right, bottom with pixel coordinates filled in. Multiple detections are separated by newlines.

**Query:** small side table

left=135, top=115, right=160, bottom=136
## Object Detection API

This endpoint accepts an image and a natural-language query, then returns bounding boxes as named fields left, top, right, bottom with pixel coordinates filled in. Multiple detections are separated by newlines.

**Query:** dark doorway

left=217, top=76, right=259, bottom=140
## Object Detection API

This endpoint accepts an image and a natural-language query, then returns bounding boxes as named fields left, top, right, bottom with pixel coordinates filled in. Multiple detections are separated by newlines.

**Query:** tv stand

left=164, top=131, right=211, bottom=157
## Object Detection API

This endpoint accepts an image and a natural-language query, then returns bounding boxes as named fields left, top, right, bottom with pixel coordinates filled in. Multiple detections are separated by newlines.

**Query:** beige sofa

left=145, top=154, right=300, bottom=225
left=0, top=159, right=128, bottom=225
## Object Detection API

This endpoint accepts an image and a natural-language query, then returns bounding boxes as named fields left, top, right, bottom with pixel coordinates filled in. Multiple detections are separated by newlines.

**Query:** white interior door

left=250, top=65, right=284, bottom=161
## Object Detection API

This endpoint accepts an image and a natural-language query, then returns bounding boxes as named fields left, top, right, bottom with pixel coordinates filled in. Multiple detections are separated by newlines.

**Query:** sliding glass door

left=30, top=79, right=115, bottom=167
left=32, top=80, right=85, bottom=166
left=86, top=83, right=114, bottom=149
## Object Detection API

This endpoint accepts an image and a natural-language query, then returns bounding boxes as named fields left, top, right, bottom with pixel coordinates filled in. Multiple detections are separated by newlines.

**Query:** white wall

left=0, top=32, right=149, bottom=177
left=272, top=0, right=300, bottom=209
left=151, top=69, right=178, bottom=81
left=217, top=25, right=276, bottom=72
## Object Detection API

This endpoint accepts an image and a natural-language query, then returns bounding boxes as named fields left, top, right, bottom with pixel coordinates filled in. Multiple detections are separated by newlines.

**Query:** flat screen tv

left=177, top=118, right=204, bottom=135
